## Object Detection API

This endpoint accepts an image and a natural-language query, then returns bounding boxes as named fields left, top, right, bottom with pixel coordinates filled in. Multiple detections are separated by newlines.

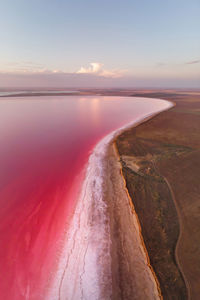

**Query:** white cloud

left=77, top=62, right=103, bottom=74
left=0, top=61, right=126, bottom=78
left=0, top=61, right=66, bottom=75
left=76, top=62, right=126, bottom=78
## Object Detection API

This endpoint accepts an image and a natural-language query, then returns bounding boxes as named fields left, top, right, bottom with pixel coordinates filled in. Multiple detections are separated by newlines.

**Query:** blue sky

left=0, top=0, right=199, bottom=87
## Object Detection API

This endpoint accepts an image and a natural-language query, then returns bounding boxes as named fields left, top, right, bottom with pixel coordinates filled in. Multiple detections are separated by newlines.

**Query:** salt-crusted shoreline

left=47, top=99, right=174, bottom=300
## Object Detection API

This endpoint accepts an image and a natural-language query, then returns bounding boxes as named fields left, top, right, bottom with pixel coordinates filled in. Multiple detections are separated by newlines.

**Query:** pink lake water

left=0, top=96, right=171, bottom=300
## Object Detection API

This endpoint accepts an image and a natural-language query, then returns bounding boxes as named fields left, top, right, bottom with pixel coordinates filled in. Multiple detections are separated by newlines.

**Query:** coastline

left=104, top=102, right=174, bottom=299
left=48, top=98, right=174, bottom=300
left=103, top=142, right=161, bottom=299
left=113, top=91, right=200, bottom=299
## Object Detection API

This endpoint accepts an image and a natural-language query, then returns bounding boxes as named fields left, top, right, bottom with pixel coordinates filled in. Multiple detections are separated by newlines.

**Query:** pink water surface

left=0, top=96, right=169, bottom=299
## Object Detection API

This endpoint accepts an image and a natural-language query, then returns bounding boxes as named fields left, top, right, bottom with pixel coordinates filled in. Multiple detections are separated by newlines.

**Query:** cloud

left=0, top=61, right=67, bottom=75
left=77, top=62, right=103, bottom=74
left=0, top=65, right=63, bottom=75
left=156, top=59, right=200, bottom=67
left=185, top=59, right=200, bottom=65
left=0, top=71, right=200, bottom=89
left=77, top=62, right=126, bottom=78
left=1, top=61, right=126, bottom=78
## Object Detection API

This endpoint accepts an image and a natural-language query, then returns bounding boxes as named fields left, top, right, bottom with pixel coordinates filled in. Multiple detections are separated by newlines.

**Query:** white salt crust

left=46, top=99, right=173, bottom=300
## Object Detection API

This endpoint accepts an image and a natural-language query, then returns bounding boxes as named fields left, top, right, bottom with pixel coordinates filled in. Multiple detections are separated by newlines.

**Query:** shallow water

left=0, top=96, right=171, bottom=299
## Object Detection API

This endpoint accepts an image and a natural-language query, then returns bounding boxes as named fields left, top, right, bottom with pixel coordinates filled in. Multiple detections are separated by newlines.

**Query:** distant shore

left=0, top=88, right=199, bottom=99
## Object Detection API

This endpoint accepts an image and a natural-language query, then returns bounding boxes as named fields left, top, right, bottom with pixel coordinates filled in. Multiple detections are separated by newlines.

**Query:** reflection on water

left=0, top=96, right=169, bottom=300
left=90, top=97, right=100, bottom=125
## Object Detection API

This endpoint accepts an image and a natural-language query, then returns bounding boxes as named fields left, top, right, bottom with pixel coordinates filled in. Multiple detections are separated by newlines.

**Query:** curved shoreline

left=106, top=101, right=175, bottom=300
left=48, top=98, right=174, bottom=300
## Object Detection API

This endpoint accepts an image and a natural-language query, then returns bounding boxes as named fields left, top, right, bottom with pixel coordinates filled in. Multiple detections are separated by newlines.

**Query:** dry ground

left=115, top=90, right=200, bottom=299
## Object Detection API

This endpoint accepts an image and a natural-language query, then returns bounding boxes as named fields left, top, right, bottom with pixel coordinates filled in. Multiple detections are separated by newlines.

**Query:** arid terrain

left=113, top=90, right=200, bottom=299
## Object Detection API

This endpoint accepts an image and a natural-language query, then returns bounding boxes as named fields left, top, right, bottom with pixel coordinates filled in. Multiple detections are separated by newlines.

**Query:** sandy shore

left=101, top=141, right=161, bottom=299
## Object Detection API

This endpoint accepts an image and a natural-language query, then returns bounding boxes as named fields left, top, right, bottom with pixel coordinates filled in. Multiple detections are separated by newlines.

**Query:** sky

left=0, top=0, right=199, bottom=88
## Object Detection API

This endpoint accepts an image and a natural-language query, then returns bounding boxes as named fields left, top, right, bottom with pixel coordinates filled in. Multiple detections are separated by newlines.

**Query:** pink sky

left=0, top=71, right=199, bottom=89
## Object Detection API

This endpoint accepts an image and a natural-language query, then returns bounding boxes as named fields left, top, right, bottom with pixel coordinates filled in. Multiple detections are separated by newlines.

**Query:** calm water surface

left=0, top=96, right=169, bottom=299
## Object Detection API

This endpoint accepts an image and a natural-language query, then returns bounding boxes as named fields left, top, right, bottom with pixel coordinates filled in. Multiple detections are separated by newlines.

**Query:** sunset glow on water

left=0, top=96, right=171, bottom=299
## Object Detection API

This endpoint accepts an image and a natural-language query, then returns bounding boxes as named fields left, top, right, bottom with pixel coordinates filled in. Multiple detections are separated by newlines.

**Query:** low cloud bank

left=1, top=60, right=199, bottom=88
left=0, top=72, right=199, bottom=89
